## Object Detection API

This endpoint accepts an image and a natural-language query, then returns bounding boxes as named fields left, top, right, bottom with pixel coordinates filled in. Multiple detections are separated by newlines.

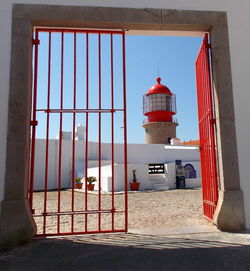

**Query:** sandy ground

left=33, top=188, right=214, bottom=235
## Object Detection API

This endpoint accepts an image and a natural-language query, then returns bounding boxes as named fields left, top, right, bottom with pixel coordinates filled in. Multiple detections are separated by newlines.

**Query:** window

left=143, top=94, right=176, bottom=113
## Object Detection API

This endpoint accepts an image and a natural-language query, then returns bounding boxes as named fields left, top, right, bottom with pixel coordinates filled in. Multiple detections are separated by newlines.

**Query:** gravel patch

left=33, top=188, right=213, bottom=235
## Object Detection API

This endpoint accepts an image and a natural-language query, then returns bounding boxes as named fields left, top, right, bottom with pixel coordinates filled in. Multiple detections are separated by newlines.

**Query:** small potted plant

left=130, top=169, right=140, bottom=191
left=75, top=177, right=83, bottom=189
left=86, top=176, right=97, bottom=191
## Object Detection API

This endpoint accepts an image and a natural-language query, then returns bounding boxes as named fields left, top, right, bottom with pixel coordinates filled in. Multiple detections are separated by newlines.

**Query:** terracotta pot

left=87, top=184, right=95, bottom=191
left=130, top=182, right=140, bottom=191
left=75, top=183, right=83, bottom=189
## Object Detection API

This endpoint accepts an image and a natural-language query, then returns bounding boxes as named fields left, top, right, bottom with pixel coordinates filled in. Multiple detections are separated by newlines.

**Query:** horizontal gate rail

left=36, top=109, right=124, bottom=113
left=203, top=200, right=217, bottom=207
left=29, top=27, right=128, bottom=236
left=33, top=209, right=125, bottom=217
left=37, top=229, right=126, bottom=238
left=35, top=27, right=124, bottom=35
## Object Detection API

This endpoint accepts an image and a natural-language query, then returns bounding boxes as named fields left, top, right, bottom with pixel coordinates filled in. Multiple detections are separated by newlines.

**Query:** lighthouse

left=142, top=77, right=178, bottom=144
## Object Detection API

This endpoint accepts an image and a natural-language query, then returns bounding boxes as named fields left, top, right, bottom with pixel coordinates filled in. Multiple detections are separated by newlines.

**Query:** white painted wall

left=87, top=165, right=113, bottom=191
left=186, top=178, right=201, bottom=189
left=86, top=163, right=151, bottom=192
left=33, top=139, right=112, bottom=190
left=84, top=161, right=200, bottom=192
left=164, top=163, right=176, bottom=190
left=1, top=0, right=250, bottom=226
left=32, top=139, right=199, bottom=191
left=104, top=143, right=200, bottom=163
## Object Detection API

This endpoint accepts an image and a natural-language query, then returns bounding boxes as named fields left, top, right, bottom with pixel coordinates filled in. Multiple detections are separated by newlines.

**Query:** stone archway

left=0, top=4, right=245, bottom=247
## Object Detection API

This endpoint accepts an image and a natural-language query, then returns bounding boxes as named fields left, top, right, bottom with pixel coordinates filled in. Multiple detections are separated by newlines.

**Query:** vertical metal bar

left=205, top=34, right=218, bottom=206
left=204, top=39, right=211, bottom=213
left=110, top=33, right=115, bottom=230
left=71, top=32, right=77, bottom=233
left=43, top=31, right=52, bottom=234
left=208, top=34, right=220, bottom=195
left=57, top=32, right=64, bottom=234
left=197, top=42, right=206, bottom=217
left=29, top=30, right=39, bottom=212
left=203, top=43, right=210, bottom=216
left=84, top=33, right=89, bottom=232
left=204, top=42, right=209, bottom=207
left=205, top=45, right=212, bottom=209
left=122, top=32, right=128, bottom=232
left=203, top=42, right=208, bottom=216
left=98, top=33, right=102, bottom=232
left=196, top=56, right=204, bottom=205
left=201, top=46, right=207, bottom=209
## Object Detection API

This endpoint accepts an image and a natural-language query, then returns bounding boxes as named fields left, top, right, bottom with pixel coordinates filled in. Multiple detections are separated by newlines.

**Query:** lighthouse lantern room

left=143, top=77, right=178, bottom=144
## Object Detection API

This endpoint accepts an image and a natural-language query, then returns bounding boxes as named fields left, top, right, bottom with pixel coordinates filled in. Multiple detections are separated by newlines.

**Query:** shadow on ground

left=1, top=233, right=250, bottom=271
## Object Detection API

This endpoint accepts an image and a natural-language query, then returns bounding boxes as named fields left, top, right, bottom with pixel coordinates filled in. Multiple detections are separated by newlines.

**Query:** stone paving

left=1, top=232, right=250, bottom=270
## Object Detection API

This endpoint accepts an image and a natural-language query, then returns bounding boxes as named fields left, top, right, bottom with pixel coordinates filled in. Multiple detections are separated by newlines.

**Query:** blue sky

left=126, top=35, right=202, bottom=143
left=34, top=32, right=202, bottom=143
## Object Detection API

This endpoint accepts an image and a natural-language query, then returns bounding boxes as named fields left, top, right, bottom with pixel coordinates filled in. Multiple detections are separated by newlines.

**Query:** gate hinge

left=30, top=120, right=38, bottom=126
left=32, top=38, right=40, bottom=45
left=210, top=119, right=216, bottom=125
left=206, top=43, right=211, bottom=49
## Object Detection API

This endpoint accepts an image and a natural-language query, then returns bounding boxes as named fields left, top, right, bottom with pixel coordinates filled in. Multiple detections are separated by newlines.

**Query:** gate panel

left=29, top=28, right=128, bottom=236
left=196, top=34, right=218, bottom=221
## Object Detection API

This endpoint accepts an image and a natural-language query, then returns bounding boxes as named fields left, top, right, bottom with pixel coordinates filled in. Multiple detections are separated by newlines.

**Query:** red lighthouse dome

left=146, top=77, right=172, bottom=96
left=143, top=77, right=177, bottom=122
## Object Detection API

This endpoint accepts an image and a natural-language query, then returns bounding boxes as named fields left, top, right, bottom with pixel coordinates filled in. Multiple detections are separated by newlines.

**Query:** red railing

left=142, top=117, right=178, bottom=125
left=196, top=34, right=218, bottom=221
left=29, top=28, right=128, bottom=236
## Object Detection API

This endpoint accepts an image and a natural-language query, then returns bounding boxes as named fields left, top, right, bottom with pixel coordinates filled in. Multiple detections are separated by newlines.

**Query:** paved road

left=1, top=232, right=250, bottom=271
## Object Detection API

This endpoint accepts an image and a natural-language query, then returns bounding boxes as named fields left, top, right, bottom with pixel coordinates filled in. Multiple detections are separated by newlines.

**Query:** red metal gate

left=196, top=34, right=218, bottom=221
left=29, top=28, right=128, bottom=236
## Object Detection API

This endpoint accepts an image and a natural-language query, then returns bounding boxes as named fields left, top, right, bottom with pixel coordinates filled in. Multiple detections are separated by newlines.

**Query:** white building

left=32, top=130, right=201, bottom=191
